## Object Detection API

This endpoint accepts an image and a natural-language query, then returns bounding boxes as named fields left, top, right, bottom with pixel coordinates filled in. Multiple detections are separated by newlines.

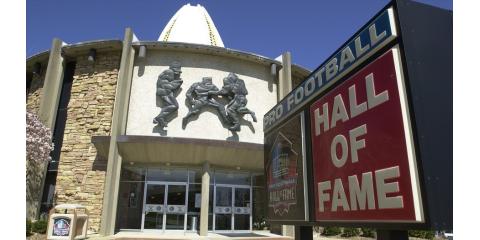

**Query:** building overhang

left=92, top=135, right=265, bottom=171
left=62, top=39, right=122, bottom=58
left=26, top=38, right=311, bottom=79
left=26, top=39, right=123, bottom=71
left=132, top=41, right=282, bottom=69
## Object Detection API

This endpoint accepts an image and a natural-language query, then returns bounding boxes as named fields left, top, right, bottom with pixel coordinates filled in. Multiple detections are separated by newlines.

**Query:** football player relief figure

left=153, top=62, right=183, bottom=129
left=182, top=73, right=257, bottom=131
left=182, top=77, right=229, bottom=128
left=153, top=68, right=256, bottom=132
left=218, top=73, right=257, bottom=131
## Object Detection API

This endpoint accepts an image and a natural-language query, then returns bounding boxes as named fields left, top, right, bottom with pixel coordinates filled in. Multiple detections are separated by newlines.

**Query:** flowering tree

left=26, top=110, right=54, bottom=163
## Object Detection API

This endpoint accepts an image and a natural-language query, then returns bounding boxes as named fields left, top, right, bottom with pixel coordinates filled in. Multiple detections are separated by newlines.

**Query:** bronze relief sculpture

left=218, top=73, right=257, bottom=131
left=182, top=73, right=256, bottom=132
left=182, top=77, right=228, bottom=128
left=153, top=62, right=183, bottom=128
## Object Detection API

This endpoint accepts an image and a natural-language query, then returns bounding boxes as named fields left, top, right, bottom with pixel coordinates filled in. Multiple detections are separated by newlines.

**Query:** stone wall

left=55, top=51, right=120, bottom=232
left=26, top=66, right=48, bottom=220
left=27, top=66, right=46, bottom=113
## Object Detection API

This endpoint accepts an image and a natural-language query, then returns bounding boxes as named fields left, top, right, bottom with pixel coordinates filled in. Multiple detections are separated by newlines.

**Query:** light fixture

left=88, top=48, right=96, bottom=62
left=270, top=63, right=277, bottom=76
left=129, top=162, right=134, bottom=165
left=138, top=45, right=147, bottom=58
left=32, top=62, right=41, bottom=75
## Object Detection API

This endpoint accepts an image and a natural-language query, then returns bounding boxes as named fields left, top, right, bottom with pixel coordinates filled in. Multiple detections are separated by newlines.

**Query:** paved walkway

left=313, top=235, right=373, bottom=240
left=84, top=232, right=436, bottom=240
left=88, top=231, right=292, bottom=240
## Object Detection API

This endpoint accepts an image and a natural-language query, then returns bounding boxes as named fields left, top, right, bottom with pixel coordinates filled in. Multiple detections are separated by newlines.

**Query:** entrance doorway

left=141, top=182, right=187, bottom=232
left=214, top=184, right=252, bottom=232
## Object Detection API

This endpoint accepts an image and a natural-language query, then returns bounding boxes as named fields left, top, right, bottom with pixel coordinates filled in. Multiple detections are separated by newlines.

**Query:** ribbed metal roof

left=158, top=4, right=225, bottom=47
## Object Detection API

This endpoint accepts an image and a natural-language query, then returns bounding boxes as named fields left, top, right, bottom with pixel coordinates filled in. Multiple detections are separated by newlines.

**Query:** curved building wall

left=55, top=51, right=120, bottom=231
left=126, top=49, right=277, bottom=144
left=26, top=38, right=310, bottom=235
left=26, top=64, right=47, bottom=220
left=27, top=66, right=47, bottom=114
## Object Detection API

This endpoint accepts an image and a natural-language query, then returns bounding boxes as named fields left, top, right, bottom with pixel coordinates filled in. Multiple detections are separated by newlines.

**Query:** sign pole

left=294, top=226, right=313, bottom=240
left=376, top=230, right=408, bottom=240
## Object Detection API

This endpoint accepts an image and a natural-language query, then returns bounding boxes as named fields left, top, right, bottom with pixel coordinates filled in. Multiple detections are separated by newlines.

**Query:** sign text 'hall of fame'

left=310, top=47, right=423, bottom=222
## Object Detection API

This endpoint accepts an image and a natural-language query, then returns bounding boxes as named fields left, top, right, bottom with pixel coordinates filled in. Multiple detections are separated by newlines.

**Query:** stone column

left=99, top=28, right=135, bottom=236
left=277, top=51, right=296, bottom=238
left=28, top=38, right=66, bottom=220
left=282, top=225, right=295, bottom=238
left=39, top=38, right=66, bottom=129
left=278, top=51, right=292, bottom=99
left=199, top=162, right=210, bottom=236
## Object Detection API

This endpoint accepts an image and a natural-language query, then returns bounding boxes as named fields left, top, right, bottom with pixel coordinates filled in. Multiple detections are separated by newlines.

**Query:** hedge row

left=26, top=219, right=48, bottom=236
left=320, top=227, right=435, bottom=239
left=321, top=227, right=369, bottom=237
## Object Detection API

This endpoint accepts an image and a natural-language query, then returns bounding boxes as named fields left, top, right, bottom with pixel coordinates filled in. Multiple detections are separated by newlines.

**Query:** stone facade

left=27, top=67, right=46, bottom=114
left=55, top=51, right=120, bottom=232
left=26, top=66, right=47, bottom=220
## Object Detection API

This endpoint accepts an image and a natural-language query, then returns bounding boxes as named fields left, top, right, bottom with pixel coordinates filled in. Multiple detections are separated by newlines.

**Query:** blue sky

left=27, top=0, right=452, bottom=70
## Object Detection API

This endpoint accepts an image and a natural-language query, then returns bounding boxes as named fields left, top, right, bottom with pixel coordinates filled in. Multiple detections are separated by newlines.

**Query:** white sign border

left=392, top=45, right=425, bottom=222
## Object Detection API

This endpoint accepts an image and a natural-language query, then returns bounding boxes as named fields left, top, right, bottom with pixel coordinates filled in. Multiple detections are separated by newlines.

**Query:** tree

left=26, top=110, right=53, bottom=163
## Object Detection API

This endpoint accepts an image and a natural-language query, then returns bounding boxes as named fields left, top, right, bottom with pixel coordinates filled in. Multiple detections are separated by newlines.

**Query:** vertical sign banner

left=265, top=113, right=308, bottom=221
left=310, top=47, right=423, bottom=222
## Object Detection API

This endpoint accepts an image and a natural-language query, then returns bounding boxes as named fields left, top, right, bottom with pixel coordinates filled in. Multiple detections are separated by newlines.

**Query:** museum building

left=26, top=4, right=309, bottom=237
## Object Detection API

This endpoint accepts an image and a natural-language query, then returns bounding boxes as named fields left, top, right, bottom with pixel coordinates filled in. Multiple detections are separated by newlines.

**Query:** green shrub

left=361, top=227, right=375, bottom=238
left=408, top=230, right=435, bottom=239
left=322, top=226, right=342, bottom=236
left=32, top=220, right=48, bottom=234
left=342, top=227, right=361, bottom=237
left=26, top=219, right=32, bottom=236
left=424, top=230, right=435, bottom=239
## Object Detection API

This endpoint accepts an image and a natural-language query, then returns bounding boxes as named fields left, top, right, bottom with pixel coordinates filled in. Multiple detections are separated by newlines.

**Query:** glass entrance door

left=143, top=184, right=165, bottom=230
left=165, top=185, right=187, bottom=230
left=214, top=186, right=232, bottom=231
left=214, top=185, right=251, bottom=232
left=233, top=187, right=251, bottom=230
left=142, top=182, right=187, bottom=232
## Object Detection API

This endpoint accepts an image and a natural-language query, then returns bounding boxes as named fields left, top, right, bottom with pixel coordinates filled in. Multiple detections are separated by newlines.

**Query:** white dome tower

left=158, top=3, right=225, bottom=47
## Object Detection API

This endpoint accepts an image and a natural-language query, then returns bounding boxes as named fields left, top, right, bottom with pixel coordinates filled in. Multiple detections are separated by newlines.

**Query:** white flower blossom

left=26, top=110, right=54, bottom=163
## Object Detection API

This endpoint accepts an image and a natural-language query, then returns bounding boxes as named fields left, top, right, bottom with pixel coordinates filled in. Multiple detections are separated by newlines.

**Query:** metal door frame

left=213, top=184, right=252, bottom=233
left=141, top=181, right=188, bottom=233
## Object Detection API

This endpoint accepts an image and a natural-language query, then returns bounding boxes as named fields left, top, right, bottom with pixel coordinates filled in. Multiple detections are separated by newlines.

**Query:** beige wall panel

left=126, top=50, right=277, bottom=144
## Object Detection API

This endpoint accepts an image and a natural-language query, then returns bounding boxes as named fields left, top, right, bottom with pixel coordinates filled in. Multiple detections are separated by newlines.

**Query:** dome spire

left=158, top=3, right=225, bottom=47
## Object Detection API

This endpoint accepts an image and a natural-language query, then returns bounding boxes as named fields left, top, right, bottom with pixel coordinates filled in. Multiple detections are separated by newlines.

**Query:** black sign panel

left=264, top=112, right=308, bottom=222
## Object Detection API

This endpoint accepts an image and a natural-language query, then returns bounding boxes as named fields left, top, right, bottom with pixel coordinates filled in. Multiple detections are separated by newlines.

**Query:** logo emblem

left=53, top=218, right=71, bottom=236
left=267, top=132, right=299, bottom=216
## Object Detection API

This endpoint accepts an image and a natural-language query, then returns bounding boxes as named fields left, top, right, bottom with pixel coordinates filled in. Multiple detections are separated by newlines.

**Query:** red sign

left=310, top=48, right=423, bottom=222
